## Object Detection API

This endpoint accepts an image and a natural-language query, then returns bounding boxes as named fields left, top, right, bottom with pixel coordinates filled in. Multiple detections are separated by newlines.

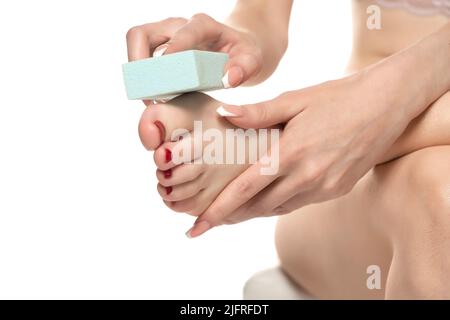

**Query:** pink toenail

left=166, top=186, right=173, bottom=195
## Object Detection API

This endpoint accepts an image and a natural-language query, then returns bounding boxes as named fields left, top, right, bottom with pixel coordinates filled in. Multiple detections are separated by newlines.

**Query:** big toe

left=138, top=100, right=196, bottom=150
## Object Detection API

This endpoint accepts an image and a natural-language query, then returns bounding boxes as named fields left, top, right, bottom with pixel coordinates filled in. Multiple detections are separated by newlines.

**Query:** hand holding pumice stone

left=122, top=50, right=229, bottom=100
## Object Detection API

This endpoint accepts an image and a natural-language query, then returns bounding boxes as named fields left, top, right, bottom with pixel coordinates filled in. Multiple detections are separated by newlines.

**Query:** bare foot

left=138, top=92, right=280, bottom=216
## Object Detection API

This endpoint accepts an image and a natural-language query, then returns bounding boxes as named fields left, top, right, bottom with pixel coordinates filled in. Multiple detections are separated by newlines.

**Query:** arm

left=371, top=22, right=450, bottom=120
left=187, top=22, right=450, bottom=237
left=225, top=0, right=293, bottom=85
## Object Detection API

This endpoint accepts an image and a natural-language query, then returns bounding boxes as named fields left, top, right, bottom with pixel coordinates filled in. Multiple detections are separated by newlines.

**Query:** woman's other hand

left=187, top=68, right=414, bottom=237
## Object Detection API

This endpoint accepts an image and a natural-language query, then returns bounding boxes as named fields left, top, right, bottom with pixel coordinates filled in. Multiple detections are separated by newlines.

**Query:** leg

left=383, top=147, right=450, bottom=299
left=277, top=145, right=450, bottom=299
left=276, top=91, right=450, bottom=299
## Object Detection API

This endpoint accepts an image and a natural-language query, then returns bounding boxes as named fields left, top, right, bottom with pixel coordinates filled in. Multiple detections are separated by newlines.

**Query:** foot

left=138, top=92, right=279, bottom=216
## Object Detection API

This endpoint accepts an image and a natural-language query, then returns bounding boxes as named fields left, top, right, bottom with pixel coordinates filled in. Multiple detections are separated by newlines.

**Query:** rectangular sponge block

left=122, top=50, right=229, bottom=100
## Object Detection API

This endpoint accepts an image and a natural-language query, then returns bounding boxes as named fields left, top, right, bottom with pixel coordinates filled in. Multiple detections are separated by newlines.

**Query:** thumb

left=216, top=91, right=304, bottom=128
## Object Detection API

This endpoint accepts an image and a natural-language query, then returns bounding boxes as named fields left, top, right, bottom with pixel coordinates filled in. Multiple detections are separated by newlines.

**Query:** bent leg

left=276, top=90, right=450, bottom=299
left=277, top=146, right=450, bottom=299
left=383, top=147, right=450, bottom=299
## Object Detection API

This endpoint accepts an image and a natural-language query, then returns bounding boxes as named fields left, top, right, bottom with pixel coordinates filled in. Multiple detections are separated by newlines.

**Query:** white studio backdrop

left=0, top=0, right=351, bottom=299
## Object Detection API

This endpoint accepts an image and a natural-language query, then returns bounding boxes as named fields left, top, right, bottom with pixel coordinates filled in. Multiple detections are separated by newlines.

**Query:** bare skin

left=276, top=2, right=450, bottom=299
left=139, top=93, right=278, bottom=218
left=129, top=0, right=450, bottom=298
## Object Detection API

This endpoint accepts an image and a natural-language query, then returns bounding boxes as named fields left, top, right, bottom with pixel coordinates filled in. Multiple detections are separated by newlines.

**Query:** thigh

left=276, top=168, right=392, bottom=299
left=276, top=145, right=450, bottom=299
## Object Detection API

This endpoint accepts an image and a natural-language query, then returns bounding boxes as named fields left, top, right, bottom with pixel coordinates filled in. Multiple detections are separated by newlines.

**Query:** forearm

left=225, top=0, right=293, bottom=84
left=369, top=22, right=450, bottom=121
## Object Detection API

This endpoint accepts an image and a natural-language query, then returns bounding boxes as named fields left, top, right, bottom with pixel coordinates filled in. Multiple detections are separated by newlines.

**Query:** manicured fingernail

left=221, top=71, right=231, bottom=89
left=165, top=148, right=172, bottom=163
left=216, top=105, right=242, bottom=117
left=153, top=45, right=168, bottom=57
left=185, top=220, right=212, bottom=238
left=223, top=66, right=244, bottom=88
left=154, top=121, right=166, bottom=142
left=166, top=186, right=173, bottom=195
left=164, top=169, right=172, bottom=179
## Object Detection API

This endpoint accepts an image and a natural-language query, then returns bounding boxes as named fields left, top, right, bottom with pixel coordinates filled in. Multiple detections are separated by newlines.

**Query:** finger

left=126, top=18, right=187, bottom=61
left=186, top=160, right=280, bottom=238
left=216, top=91, right=306, bottom=129
left=227, top=175, right=301, bottom=220
left=223, top=54, right=259, bottom=88
left=271, top=188, right=323, bottom=213
left=153, top=14, right=262, bottom=87
left=161, top=14, right=224, bottom=55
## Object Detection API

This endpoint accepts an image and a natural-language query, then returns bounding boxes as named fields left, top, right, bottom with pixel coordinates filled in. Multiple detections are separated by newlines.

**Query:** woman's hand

left=187, top=70, right=414, bottom=237
left=184, top=22, right=450, bottom=238
left=126, top=14, right=263, bottom=89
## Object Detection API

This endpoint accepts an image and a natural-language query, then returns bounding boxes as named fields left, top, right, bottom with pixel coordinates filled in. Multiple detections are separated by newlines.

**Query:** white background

left=0, top=0, right=351, bottom=299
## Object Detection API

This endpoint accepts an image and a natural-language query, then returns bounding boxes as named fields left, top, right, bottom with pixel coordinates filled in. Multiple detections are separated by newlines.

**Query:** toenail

left=154, top=121, right=166, bottom=143
left=165, top=148, right=172, bottom=163
left=164, top=169, right=172, bottom=179
left=166, top=186, right=173, bottom=195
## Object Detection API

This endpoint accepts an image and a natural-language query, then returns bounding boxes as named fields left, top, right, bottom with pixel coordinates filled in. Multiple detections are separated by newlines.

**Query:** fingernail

left=216, top=105, right=242, bottom=117
left=154, top=121, right=166, bottom=142
left=151, top=94, right=182, bottom=104
left=185, top=229, right=193, bottom=239
left=165, top=148, right=172, bottom=163
left=164, top=169, right=172, bottom=179
left=153, top=45, right=168, bottom=57
left=161, top=94, right=181, bottom=103
left=221, top=71, right=231, bottom=89
left=166, top=186, right=173, bottom=195
left=222, top=66, right=244, bottom=88
left=185, top=220, right=212, bottom=238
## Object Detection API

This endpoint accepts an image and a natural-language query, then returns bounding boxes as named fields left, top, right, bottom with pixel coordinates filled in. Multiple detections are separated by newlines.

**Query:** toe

left=153, top=136, right=204, bottom=170
left=156, top=163, right=206, bottom=187
left=163, top=193, right=205, bottom=217
left=138, top=100, right=195, bottom=151
left=157, top=177, right=205, bottom=202
left=153, top=144, right=177, bottom=170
